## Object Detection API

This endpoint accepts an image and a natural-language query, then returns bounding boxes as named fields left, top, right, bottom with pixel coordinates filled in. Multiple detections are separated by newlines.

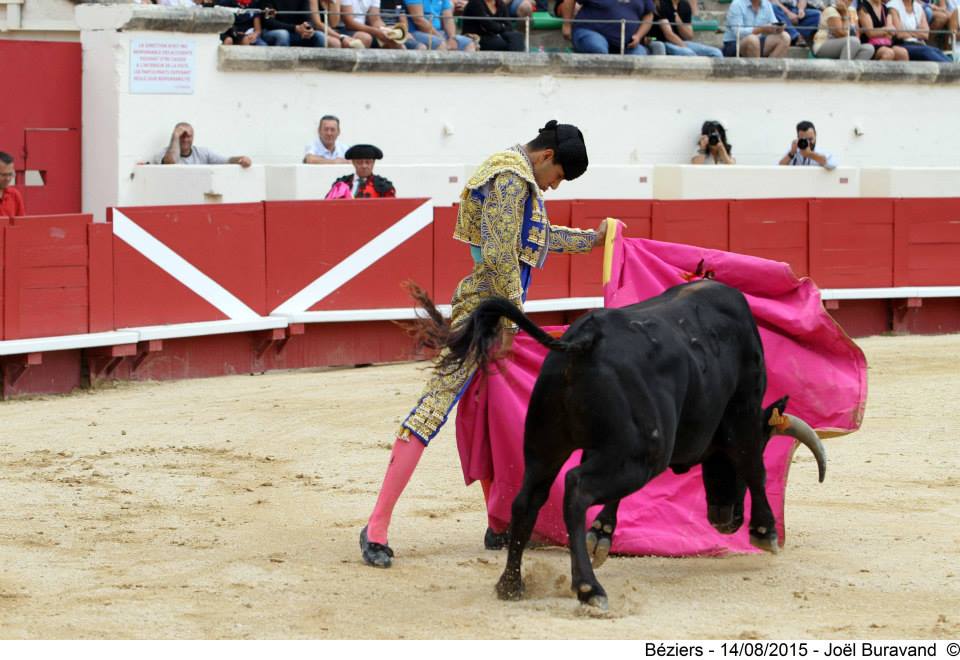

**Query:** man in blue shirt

left=406, top=0, right=477, bottom=50
left=722, top=0, right=790, bottom=57
left=566, top=0, right=655, bottom=55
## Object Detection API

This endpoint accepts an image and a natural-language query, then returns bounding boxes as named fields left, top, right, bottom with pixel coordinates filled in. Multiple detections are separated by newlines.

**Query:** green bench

left=691, top=15, right=720, bottom=31
left=531, top=11, right=564, bottom=29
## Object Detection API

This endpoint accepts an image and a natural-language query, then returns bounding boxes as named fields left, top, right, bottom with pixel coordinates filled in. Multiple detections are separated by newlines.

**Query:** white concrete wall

left=653, top=165, right=859, bottom=199
left=128, top=165, right=267, bottom=205
left=80, top=4, right=960, bottom=217
left=860, top=167, right=960, bottom=197
left=0, top=0, right=78, bottom=39
left=264, top=164, right=466, bottom=205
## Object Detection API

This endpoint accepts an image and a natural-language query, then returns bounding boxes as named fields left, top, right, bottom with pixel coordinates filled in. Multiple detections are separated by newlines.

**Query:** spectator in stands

left=213, top=0, right=267, bottom=44
left=308, top=0, right=371, bottom=47
left=722, top=0, right=791, bottom=56
left=648, top=0, right=724, bottom=56
left=771, top=0, right=820, bottom=45
left=886, top=0, right=951, bottom=59
left=566, top=0, right=656, bottom=55
left=406, top=0, right=478, bottom=49
left=304, top=116, right=350, bottom=164
left=0, top=152, right=25, bottom=218
left=462, top=0, right=527, bottom=50
left=325, top=144, right=397, bottom=198
left=260, top=0, right=333, bottom=46
left=340, top=0, right=403, bottom=49
left=812, top=0, right=875, bottom=58
left=157, top=123, right=253, bottom=166
left=379, top=0, right=429, bottom=48
left=778, top=120, right=837, bottom=170
left=859, top=0, right=910, bottom=59
left=691, top=121, right=735, bottom=164
left=925, top=0, right=957, bottom=44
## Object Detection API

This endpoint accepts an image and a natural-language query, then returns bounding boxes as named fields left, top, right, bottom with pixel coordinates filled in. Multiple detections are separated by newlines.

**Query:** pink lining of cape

left=455, top=233, right=867, bottom=556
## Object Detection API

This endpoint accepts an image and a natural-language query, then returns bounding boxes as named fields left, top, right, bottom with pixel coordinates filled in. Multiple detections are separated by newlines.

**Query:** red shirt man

left=0, top=151, right=24, bottom=218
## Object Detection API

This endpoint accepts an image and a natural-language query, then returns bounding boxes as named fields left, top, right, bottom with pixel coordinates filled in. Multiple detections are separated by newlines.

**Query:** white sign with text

left=130, top=39, right=196, bottom=95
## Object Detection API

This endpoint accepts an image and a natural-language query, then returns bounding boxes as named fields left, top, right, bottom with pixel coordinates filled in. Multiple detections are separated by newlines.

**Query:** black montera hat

left=345, top=144, right=384, bottom=160
left=540, top=120, right=588, bottom=181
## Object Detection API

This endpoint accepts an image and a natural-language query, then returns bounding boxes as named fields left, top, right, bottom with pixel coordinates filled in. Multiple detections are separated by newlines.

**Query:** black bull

left=420, top=279, right=827, bottom=610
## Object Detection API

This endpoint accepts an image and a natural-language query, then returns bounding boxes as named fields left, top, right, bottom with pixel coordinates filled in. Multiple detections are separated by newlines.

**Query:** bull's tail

left=403, top=282, right=599, bottom=375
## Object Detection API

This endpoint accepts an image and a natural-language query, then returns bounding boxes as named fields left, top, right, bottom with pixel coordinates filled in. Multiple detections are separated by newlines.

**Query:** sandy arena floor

left=0, top=333, right=958, bottom=639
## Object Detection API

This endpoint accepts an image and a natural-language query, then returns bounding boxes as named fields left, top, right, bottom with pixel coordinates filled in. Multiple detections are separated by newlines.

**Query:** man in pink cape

left=456, top=223, right=867, bottom=556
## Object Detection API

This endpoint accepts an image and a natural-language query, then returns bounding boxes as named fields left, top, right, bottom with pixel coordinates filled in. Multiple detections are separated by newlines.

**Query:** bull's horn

left=781, top=414, right=827, bottom=483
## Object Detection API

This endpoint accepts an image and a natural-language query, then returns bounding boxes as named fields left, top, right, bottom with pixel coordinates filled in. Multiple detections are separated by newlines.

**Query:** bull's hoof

left=587, top=595, right=609, bottom=611
left=749, top=526, right=780, bottom=554
left=575, top=582, right=608, bottom=610
left=360, top=526, right=394, bottom=568
left=586, top=519, right=614, bottom=568
left=495, top=575, right=524, bottom=601
left=708, top=504, right=744, bottom=535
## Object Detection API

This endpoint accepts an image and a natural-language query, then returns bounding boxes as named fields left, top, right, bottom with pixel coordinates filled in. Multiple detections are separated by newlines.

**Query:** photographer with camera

left=778, top=120, right=837, bottom=170
left=692, top=121, right=735, bottom=164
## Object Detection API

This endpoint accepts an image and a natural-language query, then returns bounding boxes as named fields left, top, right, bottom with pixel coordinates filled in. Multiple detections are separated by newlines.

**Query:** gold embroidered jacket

left=449, top=148, right=597, bottom=326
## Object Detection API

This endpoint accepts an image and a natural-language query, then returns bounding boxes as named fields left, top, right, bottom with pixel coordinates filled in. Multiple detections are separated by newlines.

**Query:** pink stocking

left=366, top=436, right=425, bottom=544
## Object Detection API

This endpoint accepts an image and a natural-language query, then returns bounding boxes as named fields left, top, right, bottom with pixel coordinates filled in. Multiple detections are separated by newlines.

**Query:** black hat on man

left=541, top=120, right=589, bottom=181
left=345, top=144, right=384, bottom=160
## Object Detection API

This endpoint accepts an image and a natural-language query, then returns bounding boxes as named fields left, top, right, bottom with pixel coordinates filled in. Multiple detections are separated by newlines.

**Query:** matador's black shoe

left=360, top=526, right=394, bottom=568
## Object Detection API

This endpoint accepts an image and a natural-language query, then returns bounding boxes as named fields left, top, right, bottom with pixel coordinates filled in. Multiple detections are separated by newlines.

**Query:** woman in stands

left=462, top=0, right=526, bottom=51
left=885, top=0, right=951, bottom=59
left=859, top=0, right=910, bottom=59
left=812, top=0, right=875, bottom=59
left=691, top=120, right=735, bottom=164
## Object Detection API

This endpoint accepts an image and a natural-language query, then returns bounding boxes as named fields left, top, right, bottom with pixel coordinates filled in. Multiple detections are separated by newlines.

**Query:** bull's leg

left=585, top=501, right=620, bottom=568
left=495, top=457, right=564, bottom=601
left=564, top=459, right=653, bottom=611
left=738, top=453, right=779, bottom=553
left=701, top=453, right=746, bottom=535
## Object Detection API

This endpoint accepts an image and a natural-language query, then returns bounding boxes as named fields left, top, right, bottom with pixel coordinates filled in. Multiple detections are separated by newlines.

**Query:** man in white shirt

left=158, top=122, right=252, bottom=167
left=779, top=120, right=837, bottom=170
left=303, top=115, right=350, bottom=164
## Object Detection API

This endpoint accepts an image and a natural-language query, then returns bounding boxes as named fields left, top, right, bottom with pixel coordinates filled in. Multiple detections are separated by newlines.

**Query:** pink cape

left=455, top=234, right=867, bottom=556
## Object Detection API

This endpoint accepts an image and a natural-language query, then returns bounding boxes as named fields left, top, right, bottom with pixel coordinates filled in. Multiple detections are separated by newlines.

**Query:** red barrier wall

left=893, top=199, right=960, bottom=286
left=652, top=200, right=729, bottom=250
left=809, top=199, right=894, bottom=288
left=432, top=205, right=472, bottom=303
left=265, top=199, right=433, bottom=312
left=2, top=197, right=960, bottom=398
left=112, top=204, right=267, bottom=327
left=0, top=41, right=81, bottom=215
left=730, top=199, right=809, bottom=277
left=3, top=214, right=93, bottom=339
left=569, top=200, right=652, bottom=298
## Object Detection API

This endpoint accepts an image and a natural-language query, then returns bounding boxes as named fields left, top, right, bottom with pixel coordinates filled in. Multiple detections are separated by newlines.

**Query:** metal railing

left=209, top=5, right=958, bottom=59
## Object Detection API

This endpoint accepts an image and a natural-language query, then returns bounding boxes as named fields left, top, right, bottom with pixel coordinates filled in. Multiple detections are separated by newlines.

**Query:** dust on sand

left=0, top=334, right=957, bottom=639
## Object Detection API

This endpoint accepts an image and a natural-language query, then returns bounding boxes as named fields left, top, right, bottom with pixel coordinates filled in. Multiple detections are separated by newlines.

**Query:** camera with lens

left=797, top=138, right=810, bottom=150
left=708, top=132, right=720, bottom=146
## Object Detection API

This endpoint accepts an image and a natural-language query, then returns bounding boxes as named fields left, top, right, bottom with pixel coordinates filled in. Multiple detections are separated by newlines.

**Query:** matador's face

left=532, top=151, right=565, bottom=192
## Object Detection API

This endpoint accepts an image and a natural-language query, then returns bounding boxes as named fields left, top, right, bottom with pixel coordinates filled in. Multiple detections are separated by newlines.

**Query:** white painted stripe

left=112, top=209, right=259, bottom=321
left=0, top=331, right=140, bottom=356
left=271, top=201, right=434, bottom=315
left=276, top=297, right=607, bottom=324
left=121, top=318, right=289, bottom=341
left=821, top=286, right=960, bottom=300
